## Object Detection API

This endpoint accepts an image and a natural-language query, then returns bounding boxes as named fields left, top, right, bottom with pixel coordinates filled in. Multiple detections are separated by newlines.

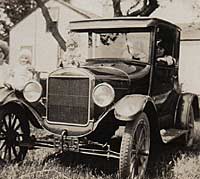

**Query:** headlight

left=23, top=81, right=42, bottom=102
left=92, top=83, right=115, bottom=107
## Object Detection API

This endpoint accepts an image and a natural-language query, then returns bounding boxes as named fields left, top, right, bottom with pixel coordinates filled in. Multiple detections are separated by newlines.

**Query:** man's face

left=0, top=48, right=5, bottom=65
left=156, top=46, right=165, bottom=58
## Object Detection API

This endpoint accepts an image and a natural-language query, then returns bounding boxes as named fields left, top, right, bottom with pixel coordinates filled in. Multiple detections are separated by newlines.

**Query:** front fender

left=0, top=88, right=15, bottom=104
left=0, top=88, right=43, bottom=129
left=114, top=94, right=156, bottom=121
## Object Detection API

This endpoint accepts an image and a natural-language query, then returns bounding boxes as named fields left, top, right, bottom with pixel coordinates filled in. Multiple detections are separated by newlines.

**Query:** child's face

left=19, top=55, right=30, bottom=65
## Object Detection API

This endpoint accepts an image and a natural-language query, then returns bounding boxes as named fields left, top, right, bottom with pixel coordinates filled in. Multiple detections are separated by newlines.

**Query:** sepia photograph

left=0, top=0, right=200, bottom=178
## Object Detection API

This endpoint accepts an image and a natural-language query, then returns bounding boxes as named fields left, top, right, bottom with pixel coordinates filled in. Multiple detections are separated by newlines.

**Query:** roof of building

left=55, top=0, right=99, bottom=19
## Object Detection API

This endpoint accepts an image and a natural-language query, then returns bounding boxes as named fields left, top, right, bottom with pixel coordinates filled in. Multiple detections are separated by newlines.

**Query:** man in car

left=156, top=40, right=176, bottom=65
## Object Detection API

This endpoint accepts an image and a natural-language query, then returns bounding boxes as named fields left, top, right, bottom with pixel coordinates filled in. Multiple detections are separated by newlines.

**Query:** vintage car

left=0, top=17, right=199, bottom=179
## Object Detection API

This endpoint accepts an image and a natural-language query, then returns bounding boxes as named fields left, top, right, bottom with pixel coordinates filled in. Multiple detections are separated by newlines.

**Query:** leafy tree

left=0, top=0, right=66, bottom=50
left=0, top=0, right=36, bottom=39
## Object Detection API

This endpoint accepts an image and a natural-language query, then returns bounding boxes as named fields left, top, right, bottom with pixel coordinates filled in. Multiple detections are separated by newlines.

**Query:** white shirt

left=8, top=64, right=33, bottom=90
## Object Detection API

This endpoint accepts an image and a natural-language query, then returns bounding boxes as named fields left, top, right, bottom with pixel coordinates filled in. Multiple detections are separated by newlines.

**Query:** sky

left=152, top=0, right=200, bottom=23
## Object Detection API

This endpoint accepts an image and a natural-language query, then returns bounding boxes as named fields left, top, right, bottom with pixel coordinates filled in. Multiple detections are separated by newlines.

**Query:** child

left=156, top=40, right=176, bottom=65
left=8, top=49, right=35, bottom=90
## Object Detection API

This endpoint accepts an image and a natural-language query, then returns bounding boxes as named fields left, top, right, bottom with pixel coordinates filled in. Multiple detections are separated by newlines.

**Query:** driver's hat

left=156, top=39, right=166, bottom=49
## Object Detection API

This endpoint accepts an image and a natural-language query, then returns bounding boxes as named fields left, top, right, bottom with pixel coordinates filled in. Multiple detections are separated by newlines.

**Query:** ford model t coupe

left=0, top=18, right=199, bottom=179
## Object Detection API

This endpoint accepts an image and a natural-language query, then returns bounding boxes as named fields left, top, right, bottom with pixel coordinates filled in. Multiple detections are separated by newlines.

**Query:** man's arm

left=157, top=55, right=176, bottom=65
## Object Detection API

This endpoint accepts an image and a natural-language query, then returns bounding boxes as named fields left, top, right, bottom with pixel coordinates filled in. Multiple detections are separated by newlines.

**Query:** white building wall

left=10, top=0, right=90, bottom=73
left=34, top=7, right=58, bottom=72
left=9, top=12, right=37, bottom=67
left=179, top=40, right=200, bottom=94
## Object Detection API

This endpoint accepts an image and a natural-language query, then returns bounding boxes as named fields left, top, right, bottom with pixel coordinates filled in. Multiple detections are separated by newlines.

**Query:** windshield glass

left=88, top=32, right=150, bottom=63
left=63, top=31, right=151, bottom=66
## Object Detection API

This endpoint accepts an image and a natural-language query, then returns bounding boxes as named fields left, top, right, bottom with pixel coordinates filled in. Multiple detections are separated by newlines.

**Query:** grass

left=1, top=122, right=200, bottom=179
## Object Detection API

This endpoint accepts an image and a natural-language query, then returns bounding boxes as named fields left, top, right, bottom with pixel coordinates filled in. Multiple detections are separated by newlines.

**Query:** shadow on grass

left=43, top=151, right=119, bottom=176
left=40, top=136, right=200, bottom=179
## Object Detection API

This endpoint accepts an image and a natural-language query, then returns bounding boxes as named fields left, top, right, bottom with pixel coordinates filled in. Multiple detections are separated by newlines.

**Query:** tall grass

left=1, top=122, right=200, bottom=179
left=171, top=121, right=200, bottom=179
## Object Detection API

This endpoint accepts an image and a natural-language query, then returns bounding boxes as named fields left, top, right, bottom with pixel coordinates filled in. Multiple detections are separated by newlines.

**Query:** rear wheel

left=119, top=112, right=150, bottom=179
left=0, top=106, right=30, bottom=163
left=184, top=106, right=195, bottom=147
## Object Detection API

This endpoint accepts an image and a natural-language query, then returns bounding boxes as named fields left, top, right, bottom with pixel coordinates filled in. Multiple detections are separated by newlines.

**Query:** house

left=10, top=0, right=200, bottom=94
left=9, top=0, right=98, bottom=72
left=179, top=23, right=200, bottom=94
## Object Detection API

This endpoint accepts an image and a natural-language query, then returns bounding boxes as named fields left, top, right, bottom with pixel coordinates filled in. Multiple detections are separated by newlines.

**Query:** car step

left=160, top=129, right=188, bottom=143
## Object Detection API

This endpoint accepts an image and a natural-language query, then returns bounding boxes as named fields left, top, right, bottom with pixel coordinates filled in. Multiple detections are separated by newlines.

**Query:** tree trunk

left=112, top=0, right=159, bottom=17
left=112, top=0, right=123, bottom=17
left=35, top=0, right=66, bottom=51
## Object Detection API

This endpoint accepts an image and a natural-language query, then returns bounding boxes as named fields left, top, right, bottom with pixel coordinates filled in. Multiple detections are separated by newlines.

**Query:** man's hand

left=157, top=56, right=176, bottom=65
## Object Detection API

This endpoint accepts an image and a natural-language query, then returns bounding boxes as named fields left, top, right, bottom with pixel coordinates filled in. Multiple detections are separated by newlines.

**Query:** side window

left=156, top=26, right=178, bottom=65
left=152, top=26, right=178, bottom=95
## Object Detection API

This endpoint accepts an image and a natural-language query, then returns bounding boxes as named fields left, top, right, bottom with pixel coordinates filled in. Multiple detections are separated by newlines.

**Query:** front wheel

left=119, top=112, right=150, bottom=179
left=0, top=106, right=30, bottom=163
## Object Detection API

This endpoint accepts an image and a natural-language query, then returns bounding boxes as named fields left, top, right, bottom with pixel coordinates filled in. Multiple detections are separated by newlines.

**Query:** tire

left=0, top=106, right=30, bottom=163
left=183, top=106, right=195, bottom=147
left=119, top=112, right=150, bottom=179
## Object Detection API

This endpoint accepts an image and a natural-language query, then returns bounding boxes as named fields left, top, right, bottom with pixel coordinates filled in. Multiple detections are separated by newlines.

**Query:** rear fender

left=0, top=91, right=43, bottom=129
left=176, top=93, right=200, bottom=128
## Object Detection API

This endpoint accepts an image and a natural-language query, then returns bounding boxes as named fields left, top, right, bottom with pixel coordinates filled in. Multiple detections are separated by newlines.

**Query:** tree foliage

left=0, top=0, right=66, bottom=50
left=0, top=0, right=36, bottom=39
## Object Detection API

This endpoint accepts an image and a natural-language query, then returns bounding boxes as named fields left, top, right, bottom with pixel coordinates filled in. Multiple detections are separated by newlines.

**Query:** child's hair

left=18, top=49, right=32, bottom=64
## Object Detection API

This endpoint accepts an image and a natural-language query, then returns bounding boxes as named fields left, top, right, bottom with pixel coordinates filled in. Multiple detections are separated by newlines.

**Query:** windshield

left=88, top=32, right=150, bottom=63
left=63, top=31, right=151, bottom=65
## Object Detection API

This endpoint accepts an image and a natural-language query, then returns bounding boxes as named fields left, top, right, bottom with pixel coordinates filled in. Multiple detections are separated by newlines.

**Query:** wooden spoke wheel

left=184, top=106, right=195, bottom=147
left=119, top=112, right=150, bottom=179
left=0, top=107, right=30, bottom=163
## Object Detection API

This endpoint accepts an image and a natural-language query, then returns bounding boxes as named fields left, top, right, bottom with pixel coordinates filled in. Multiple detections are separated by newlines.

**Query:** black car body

left=0, top=17, right=199, bottom=179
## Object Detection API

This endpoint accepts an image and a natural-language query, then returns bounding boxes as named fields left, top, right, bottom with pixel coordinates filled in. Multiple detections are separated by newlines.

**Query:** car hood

left=83, top=60, right=150, bottom=81
left=50, top=61, right=150, bottom=86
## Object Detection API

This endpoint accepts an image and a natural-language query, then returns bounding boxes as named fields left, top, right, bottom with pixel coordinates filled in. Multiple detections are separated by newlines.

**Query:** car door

left=151, top=25, right=180, bottom=129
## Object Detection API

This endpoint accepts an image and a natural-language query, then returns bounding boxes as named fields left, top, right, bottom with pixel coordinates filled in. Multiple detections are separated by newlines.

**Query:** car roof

left=69, top=17, right=181, bottom=32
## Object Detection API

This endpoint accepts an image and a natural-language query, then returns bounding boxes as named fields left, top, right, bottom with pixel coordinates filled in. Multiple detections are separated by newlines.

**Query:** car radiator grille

left=47, top=77, right=90, bottom=125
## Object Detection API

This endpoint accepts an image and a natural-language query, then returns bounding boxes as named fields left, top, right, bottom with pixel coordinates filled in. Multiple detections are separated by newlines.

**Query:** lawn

left=1, top=122, right=200, bottom=179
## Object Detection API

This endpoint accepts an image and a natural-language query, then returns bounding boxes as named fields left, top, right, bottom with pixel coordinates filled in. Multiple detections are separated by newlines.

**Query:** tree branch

left=112, top=0, right=123, bottom=17
left=140, top=0, right=159, bottom=16
left=35, top=0, right=66, bottom=51
left=112, top=0, right=159, bottom=17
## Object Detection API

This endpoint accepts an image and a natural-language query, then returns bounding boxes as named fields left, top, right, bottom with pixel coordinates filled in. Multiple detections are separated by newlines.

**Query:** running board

left=160, top=129, right=188, bottom=143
